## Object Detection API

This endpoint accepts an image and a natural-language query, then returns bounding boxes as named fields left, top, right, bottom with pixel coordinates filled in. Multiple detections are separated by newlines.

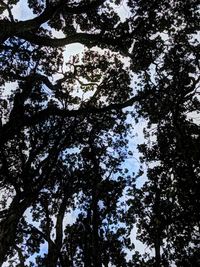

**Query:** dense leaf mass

left=0, top=0, right=199, bottom=266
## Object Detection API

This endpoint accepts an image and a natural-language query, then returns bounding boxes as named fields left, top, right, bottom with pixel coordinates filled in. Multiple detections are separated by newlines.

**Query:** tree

left=0, top=0, right=199, bottom=266
left=0, top=1, right=136, bottom=264
left=127, top=1, right=200, bottom=265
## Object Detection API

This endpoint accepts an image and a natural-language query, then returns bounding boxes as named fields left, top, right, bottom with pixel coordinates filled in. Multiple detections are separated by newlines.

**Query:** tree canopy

left=0, top=0, right=199, bottom=266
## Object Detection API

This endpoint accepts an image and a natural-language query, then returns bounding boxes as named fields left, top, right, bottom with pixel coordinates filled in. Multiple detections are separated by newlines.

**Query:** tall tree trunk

left=46, top=195, right=68, bottom=267
left=0, top=214, right=20, bottom=265
left=83, top=224, right=92, bottom=267
left=89, top=134, right=102, bottom=267
left=91, top=192, right=101, bottom=267
left=0, top=196, right=29, bottom=265
left=154, top=189, right=161, bottom=267
left=155, top=234, right=161, bottom=267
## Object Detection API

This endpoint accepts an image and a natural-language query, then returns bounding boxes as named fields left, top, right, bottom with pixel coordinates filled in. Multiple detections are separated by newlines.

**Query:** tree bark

left=91, top=195, right=101, bottom=267
left=154, top=189, right=161, bottom=267
left=46, top=195, right=68, bottom=267
left=155, top=235, right=161, bottom=267
left=0, top=196, right=32, bottom=265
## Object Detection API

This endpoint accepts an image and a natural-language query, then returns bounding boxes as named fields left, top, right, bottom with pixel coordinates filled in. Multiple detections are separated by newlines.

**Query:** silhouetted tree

left=0, top=0, right=199, bottom=266
left=127, top=4, right=200, bottom=265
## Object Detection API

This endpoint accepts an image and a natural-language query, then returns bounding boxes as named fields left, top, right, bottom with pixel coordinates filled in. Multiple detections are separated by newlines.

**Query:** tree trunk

left=0, top=193, right=36, bottom=265
left=154, top=189, right=161, bottom=267
left=0, top=211, right=24, bottom=265
left=91, top=193, right=101, bottom=267
left=155, top=235, right=161, bottom=267
left=46, top=195, right=68, bottom=267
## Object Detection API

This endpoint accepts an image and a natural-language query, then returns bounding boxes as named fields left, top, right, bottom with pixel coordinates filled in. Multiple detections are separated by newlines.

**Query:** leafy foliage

left=0, top=0, right=199, bottom=266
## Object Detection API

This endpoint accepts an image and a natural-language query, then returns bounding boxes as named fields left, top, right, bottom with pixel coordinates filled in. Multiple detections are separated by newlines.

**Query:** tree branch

left=0, top=91, right=150, bottom=146
left=17, top=31, right=120, bottom=49
left=0, top=0, right=106, bottom=43
left=0, top=0, right=14, bottom=22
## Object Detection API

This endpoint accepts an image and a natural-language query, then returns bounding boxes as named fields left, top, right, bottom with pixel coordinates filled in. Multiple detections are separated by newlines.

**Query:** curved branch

left=0, top=1, right=14, bottom=22
left=0, top=91, right=151, bottom=146
left=0, top=0, right=106, bottom=43
left=17, top=31, right=120, bottom=49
